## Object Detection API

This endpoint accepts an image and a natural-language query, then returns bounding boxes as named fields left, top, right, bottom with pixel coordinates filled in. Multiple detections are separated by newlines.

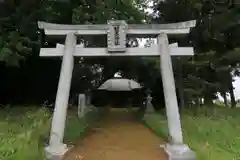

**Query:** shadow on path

left=63, top=108, right=167, bottom=160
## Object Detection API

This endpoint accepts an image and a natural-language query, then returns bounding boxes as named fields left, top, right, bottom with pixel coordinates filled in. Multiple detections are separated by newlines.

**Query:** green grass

left=64, top=106, right=101, bottom=145
left=143, top=107, right=240, bottom=160
left=0, top=106, right=51, bottom=160
left=0, top=105, right=100, bottom=160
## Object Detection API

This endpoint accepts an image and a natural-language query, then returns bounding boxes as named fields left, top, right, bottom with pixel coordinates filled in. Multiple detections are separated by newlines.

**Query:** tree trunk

left=193, top=97, right=199, bottom=116
left=178, top=87, right=185, bottom=113
left=196, top=97, right=201, bottom=107
left=221, top=92, right=228, bottom=107
left=176, top=58, right=185, bottom=113
left=204, top=93, right=213, bottom=106
left=199, top=97, right=203, bottom=106
left=225, top=71, right=236, bottom=108
left=229, top=82, right=236, bottom=108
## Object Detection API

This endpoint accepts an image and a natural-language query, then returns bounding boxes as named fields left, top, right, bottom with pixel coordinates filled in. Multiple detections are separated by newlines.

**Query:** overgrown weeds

left=0, top=105, right=100, bottom=160
left=143, top=107, right=240, bottom=160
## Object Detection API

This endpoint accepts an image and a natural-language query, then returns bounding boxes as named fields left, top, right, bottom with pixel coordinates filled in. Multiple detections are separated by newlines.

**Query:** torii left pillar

left=45, top=32, right=76, bottom=159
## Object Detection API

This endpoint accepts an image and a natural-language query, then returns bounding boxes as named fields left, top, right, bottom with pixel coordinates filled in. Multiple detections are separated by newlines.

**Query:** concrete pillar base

left=161, top=143, right=196, bottom=160
left=45, top=143, right=68, bottom=160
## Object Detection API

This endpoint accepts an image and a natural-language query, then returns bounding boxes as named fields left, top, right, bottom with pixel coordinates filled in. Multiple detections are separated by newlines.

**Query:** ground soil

left=63, top=108, right=168, bottom=160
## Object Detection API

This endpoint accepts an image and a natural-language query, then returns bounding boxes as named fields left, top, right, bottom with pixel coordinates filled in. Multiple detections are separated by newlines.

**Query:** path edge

left=62, top=105, right=105, bottom=159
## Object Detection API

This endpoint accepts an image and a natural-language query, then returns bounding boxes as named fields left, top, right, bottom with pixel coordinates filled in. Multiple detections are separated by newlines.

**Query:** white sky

left=232, top=77, right=240, bottom=100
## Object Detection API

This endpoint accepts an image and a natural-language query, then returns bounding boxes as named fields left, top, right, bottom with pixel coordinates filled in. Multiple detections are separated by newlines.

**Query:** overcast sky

left=233, top=77, right=240, bottom=100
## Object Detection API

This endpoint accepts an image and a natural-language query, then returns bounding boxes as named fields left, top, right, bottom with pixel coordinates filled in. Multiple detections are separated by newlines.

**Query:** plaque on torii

left=107, top=20, right=127, bottom=52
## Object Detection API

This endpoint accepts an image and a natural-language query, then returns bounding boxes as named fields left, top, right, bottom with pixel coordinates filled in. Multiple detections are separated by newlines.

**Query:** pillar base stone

left=161, top=143, right=196, bottom=160
left=45, top=143, right=68, bottom=160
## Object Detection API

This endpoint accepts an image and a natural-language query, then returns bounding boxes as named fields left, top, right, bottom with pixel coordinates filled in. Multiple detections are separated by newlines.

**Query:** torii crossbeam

left=40, top=43, right=193, bottom=57
left=38, top=20, right=196, bottom=160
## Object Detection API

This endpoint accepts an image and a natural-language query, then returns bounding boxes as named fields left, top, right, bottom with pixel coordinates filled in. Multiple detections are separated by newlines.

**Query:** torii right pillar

left=158, top=33, right=196, bottom=160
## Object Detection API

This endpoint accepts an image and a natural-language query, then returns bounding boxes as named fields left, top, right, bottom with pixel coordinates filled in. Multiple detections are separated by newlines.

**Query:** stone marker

left=145, top=94, right=155, bottom=113
left=78, top=94, right=86, bottom=118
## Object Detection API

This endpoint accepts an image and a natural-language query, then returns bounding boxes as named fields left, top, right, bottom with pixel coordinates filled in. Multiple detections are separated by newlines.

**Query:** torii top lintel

left=38, top=20, right=196, bottom=53
left=38, top=20, right=196, bottom=36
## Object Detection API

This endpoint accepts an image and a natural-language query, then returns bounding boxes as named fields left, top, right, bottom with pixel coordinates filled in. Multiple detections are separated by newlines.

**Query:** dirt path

left=63, top=108, right=168, bottom=160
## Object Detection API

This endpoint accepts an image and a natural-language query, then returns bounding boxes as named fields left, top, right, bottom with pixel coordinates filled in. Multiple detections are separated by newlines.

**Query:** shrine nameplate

left=107, top=20, right=127, bottom=53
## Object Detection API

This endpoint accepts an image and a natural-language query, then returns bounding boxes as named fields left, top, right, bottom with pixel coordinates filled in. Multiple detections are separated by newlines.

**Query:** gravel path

left=63, top=108, right=168, bottom=160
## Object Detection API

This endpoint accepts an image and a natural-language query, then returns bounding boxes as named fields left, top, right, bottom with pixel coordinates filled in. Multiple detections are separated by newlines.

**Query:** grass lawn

left=0, top=105, right=99, bottom=160
left=143, top=107, right=240, bottom=160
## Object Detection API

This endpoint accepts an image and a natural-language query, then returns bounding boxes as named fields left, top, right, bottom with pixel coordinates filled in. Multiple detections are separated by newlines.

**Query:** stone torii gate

left=38, top=20, right=196, bottom=160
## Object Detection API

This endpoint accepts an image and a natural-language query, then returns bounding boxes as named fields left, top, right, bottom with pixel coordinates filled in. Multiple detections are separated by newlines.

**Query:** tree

left=0, top=0, right=150, bottom=105
left=152, top=0, right=240, bottom=108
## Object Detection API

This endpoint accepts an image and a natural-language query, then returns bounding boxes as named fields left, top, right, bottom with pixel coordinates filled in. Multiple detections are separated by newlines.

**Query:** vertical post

left=86, top=89, right=91, bottom=105
left=78, top=94, right=86, bottom=118
left=78, top=94, right=81, bottom=117
left=86, top=94, right=91, bottom=105
left=158, top=33, right=195, bottom=160
left=80, top=94, right=86, bottom=113
left=158, top=33, right=183, bottom=144
left=45, top=32, right=76, bottom=158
